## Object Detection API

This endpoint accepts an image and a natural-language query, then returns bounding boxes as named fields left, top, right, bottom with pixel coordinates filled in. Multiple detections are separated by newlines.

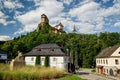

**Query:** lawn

left=58, top=75, right=86, bottom=80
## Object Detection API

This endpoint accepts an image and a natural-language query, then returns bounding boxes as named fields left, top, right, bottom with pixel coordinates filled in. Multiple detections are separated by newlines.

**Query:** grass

left=58, top=75, right=86, bottom=80
left=91, top=69, right=96, bottom=72
left=0, top=63, right=66, bottom=80
left=0, top=63, right=86, bottom=80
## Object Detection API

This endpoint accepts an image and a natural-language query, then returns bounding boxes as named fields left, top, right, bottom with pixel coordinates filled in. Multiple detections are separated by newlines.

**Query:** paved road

left=76, top=69, right=120, bottom=80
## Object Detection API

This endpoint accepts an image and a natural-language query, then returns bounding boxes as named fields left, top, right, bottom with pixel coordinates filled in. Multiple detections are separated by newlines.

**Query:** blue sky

left=0, top=0, right=120, bottom=41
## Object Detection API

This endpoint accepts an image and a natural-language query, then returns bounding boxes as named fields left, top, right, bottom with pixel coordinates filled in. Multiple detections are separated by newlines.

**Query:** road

left=76, top=69, right=120, bottom=80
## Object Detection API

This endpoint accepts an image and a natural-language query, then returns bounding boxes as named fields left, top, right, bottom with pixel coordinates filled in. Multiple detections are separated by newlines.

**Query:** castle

left=37, top=14, right=66, bottom=34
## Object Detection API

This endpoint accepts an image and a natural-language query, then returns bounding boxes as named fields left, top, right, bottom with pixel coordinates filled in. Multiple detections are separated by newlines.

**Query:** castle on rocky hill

left=37, top=14, right=66, bottom=34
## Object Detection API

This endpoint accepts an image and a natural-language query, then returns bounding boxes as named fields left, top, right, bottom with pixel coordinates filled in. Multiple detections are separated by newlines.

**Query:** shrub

left=44, top=55, right=49, bottom=67
left=91, top=69, right=96, bottom=72
left=35, top=55, right=40, bottom=65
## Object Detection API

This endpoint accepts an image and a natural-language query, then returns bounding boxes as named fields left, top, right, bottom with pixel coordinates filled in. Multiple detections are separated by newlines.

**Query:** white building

left=96, top=45, right=120, bottom=76
left=24, top=44, right=69, bottom=70
left=0, top=49, right=7, bottom=63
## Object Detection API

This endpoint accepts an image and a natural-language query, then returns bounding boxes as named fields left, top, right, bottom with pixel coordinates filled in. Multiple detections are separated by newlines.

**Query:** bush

left=91, top=69, right=96, bottom=72
left=44, top=55, right=49, bottom=67
left=35, top=55, right=40, bottom=65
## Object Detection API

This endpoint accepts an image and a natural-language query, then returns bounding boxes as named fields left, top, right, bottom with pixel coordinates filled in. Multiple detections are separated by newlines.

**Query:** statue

left=10, top=51, right=25, bottom=71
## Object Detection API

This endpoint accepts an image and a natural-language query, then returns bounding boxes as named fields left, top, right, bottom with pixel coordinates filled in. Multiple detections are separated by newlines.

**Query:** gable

left=96, top=45, right=120, bottom=58
left=111, top=47, right=120, bottom=57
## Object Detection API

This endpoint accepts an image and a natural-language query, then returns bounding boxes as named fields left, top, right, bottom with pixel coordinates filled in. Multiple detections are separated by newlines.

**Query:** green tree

left=44, top=55, right=49, bottom=67
left=35, top=55, right=40, bottom=65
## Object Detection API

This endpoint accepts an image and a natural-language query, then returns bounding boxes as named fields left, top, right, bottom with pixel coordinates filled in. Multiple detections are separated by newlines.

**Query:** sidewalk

left=94, top=73, right=120, bottom=80
left=76, top=69, right=120, bottom=80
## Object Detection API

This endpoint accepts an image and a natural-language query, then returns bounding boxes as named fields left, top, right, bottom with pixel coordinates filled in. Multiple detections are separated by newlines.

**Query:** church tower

left=73, top=25, right=76, bottom=33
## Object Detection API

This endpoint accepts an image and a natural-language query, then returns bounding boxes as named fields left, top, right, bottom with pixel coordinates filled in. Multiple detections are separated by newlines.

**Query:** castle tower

left=73, top=25, right=76, bottom=33
left=41, top=14, right=49, bottom=23
left=37, top=14, right=50, bottom=31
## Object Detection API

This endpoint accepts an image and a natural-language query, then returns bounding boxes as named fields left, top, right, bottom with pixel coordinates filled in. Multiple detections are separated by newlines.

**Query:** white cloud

left=0, top=11, right=16, bottom=26
left=114, top=22, right=120, bottom=28
left=3, top=0, right=24, bottom=9
left=14, top=0, right=120, bottom=35
left=68, top=1, right=104, bottom=33
left=61, top=0, right=73, bottom=5
left=0, top=11, right=8, bottom=26
left=0, top=35, right=11, bottom=41
left=102, top=0, right=110, bottom=3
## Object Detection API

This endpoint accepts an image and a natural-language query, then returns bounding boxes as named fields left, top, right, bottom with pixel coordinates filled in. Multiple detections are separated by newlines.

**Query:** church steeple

left=73, top=25, right=76, bottom=33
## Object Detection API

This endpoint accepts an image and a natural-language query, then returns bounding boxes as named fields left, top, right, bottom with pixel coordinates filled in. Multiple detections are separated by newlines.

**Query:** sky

left=0, top=0, right=120, bottom=41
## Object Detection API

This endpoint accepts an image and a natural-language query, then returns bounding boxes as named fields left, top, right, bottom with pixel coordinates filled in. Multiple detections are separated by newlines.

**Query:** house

left=24, top=44, right=69, bottom=70
left=96, top=45, right=120, bottom=76
left=0, top=49, right=7, bottom=63
left=52, top=23, right=66, bottom=34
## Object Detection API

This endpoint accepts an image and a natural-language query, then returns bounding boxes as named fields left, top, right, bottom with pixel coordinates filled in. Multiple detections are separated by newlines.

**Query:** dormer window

left=49, top=49, right=54, bottom=53
left=51, top=49, right=54, bottom=51
left=38, top=49, right=41, bottom=51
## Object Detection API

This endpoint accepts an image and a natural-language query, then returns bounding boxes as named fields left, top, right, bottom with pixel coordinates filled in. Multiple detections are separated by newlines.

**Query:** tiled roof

left=96, top=45, right=120, bottom=58
left=24, top=44, right=66, bottom=56
left=34, top=44, right=60, bottom=49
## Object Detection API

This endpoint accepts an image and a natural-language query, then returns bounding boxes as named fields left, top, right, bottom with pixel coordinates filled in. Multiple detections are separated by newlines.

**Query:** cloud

left=102, top=0, right=110, bottom=3
left=60, top=0, right=73, bottom=5
left=0, top=35, right=11, bottom=41
left=0, top=11, right=16, bottom=26
left=0, top=11, right=8, bottom=26
left=3, top=0, right=24, bottom=9
left=14, top=0, right=120, bottom=35
left=14, top=0, right=64, bottom=35
left=68, top=1, right=104, bottom=33
left=114, top=21, right=120, bottom=28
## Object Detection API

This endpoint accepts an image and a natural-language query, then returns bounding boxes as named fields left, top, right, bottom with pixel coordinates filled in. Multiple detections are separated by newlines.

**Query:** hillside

left=1, top=26, right=120, bottom=68
left=1, top=14, right=120, bottom=68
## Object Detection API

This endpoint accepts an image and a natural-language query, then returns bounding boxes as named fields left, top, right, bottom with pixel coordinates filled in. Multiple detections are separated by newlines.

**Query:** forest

left=0, top=23, right=120, bottom=68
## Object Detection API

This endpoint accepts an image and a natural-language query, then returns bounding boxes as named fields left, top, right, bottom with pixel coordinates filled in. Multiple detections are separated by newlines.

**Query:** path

left=76, top=69, right=120, bottom=80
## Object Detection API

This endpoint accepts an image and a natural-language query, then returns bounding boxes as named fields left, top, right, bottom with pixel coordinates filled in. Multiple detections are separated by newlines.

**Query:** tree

left=35, top=55, right=40, bottom=65
left=44, top=55, right=49, bottom=67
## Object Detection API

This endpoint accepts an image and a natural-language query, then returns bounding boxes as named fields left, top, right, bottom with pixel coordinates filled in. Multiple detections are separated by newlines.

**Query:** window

left=31, top=57, right=34, bottom=61
left=65, top=58, right=67, bottom=61
left=107, top=69, right=108, bottom=73
left=38, top=49, right=41, bottom=51
left=106, top=60, right=108, bottom=64
left=103, top=60, right=105, bottom=64
left=49, top=49, right=54, bottom=53
left=115, top=59, right=119, bottom=65
left=101, top=60, right=102, bottom=64
left=53, top=58, right=57, bottom=61
left=104, top=68, right=105, bottom=72
left=51, top=49, right=54, bottom=51
left=41, top=58, right=44, bottom=61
